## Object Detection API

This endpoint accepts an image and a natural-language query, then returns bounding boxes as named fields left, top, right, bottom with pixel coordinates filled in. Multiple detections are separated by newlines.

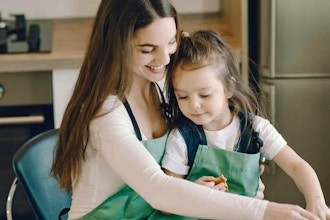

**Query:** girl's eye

left=200, top=94, right=211, bottom=98
left=175, top=93, right=187, bottom=100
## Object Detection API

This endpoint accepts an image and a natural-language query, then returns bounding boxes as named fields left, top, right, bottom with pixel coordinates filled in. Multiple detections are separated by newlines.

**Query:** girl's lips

left=190, top=113, right=205, bottom=117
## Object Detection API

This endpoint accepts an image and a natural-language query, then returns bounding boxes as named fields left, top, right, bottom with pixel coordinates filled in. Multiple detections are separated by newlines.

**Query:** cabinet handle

left=0, top=115, right=44, bottom=125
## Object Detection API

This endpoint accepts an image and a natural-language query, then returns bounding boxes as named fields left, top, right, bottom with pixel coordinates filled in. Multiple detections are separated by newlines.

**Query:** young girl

left=162, top=30, right=330, bottom=219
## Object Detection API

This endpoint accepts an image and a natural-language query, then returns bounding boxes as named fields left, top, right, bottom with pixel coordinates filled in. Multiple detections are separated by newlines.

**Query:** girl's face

left=132, top=17, right=177, bottom=83
left=173, top=65, right=233, bottom=131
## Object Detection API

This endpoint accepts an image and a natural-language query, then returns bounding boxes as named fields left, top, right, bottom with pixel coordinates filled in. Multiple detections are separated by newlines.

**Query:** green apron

left=174, top=110, right=262, bottom=197
left=148, top=144, right=260, bottom=220
left=186, top=144, right=260, bottom=197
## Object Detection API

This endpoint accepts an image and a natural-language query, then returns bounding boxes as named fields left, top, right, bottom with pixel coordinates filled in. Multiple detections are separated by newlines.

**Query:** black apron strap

left=155, top=82, right=171, bottom=120
left=123, top=100, right=143, bottom=141
left=176, top=115, right=207, bottom=168
left=236, top=110, right=263, bottom=154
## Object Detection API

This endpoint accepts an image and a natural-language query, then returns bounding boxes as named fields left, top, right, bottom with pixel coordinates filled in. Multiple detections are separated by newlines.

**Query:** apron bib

left=187, top=144, right=260, bottom=197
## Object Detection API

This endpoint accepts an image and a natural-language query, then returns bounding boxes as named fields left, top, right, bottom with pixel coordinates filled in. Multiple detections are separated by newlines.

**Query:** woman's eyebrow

left=138, top=36, right=176, bottom=47
left=138, top=43, right=156, bottom=47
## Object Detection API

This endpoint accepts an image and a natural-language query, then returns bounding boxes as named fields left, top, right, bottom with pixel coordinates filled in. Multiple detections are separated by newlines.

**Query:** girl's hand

left=194, top=176, right=228, bottom=191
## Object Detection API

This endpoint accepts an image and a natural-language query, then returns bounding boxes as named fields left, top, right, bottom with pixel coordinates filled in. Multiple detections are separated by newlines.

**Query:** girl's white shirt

left=69, top=96, right=268, bottom=220
left=162, top=115, right=287, bottom=175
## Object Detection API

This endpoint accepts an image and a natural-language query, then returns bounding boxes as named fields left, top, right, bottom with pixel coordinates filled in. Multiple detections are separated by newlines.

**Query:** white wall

left=52, top=69, right=79, bottom=128
left=171, top=0, right=221, bottom=14
left=0, top=0, right=101, bottom=19
left=0, top=0, right=221, bottom=19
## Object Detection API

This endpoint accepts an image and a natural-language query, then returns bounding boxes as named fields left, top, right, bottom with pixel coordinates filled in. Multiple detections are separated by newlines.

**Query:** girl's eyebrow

left=174, top=88, right=184, bottom=92
left=174, top=86, right=213, bottom=92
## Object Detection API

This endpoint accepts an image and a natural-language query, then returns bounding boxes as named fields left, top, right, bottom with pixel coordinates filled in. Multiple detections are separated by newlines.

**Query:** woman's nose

left=156, top=49, right=171, bottom=65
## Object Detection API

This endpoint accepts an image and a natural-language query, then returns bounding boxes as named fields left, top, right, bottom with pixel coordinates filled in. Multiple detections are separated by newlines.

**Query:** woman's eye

left=169, top=38, right=177, bottom=45
left=140, top=46, right=154, bottom=54
left=141, top=50, right=153, bottom=54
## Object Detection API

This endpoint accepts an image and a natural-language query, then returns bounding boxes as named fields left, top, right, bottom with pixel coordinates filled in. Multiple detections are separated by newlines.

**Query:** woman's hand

left=194, top=176, right=228, bottom=191
left=306, top=199, right=330, bottom=220
left=255, top=164, right=265, bottom=199
left=264, top=202, right=321, bottom=220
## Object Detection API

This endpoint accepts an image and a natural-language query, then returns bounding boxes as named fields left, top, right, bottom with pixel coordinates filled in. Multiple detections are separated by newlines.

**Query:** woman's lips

left=146, top=65, right=165, bottom=74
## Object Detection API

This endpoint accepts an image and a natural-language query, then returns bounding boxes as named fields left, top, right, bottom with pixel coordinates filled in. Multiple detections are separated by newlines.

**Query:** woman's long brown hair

left=51, top=0, right=179, bottom=192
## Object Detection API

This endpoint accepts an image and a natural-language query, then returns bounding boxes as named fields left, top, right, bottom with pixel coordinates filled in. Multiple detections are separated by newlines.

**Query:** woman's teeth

left=149, top=66, right=163, bottom=70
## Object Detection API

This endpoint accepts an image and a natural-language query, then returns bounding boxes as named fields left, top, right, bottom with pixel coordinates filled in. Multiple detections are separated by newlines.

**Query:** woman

left=51, top=0, right=321, bottom=219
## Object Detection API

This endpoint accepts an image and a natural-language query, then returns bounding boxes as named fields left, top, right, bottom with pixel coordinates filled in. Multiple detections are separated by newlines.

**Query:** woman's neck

left=126, top=82, right=167, bottom=139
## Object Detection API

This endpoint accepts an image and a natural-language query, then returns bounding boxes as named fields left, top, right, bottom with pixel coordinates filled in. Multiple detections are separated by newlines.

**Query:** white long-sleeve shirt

left=69, top=96, right=268, bottom=220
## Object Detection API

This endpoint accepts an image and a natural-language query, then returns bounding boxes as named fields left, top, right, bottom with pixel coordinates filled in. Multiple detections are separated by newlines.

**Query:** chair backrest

left=13, top=129, right=71, bottom=220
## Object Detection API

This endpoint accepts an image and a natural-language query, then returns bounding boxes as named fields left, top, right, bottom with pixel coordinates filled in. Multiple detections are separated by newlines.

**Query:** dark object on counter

left=0, top=28, right=7, bottom=53
left=27, top=24, right=40, bottom=52
left=8, top=14, right=26, bottom=41
left=0, top=12, right=52, bottom=54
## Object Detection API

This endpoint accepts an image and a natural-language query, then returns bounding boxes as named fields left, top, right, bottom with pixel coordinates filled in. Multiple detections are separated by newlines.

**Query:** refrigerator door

left=259, top=78, right=330, bottom=206
left=259, top=0, right=330, bottom=78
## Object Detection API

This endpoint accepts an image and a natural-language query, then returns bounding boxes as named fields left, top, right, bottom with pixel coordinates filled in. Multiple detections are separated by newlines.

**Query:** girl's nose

left=189, top=97, right=201, bottom=109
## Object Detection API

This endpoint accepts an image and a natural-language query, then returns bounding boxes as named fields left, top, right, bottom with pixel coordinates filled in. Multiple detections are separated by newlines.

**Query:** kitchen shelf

left=0, top=14, right=241, bottom=73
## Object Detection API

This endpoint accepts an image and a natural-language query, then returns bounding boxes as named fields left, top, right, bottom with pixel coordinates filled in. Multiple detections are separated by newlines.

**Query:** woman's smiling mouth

left=146, top=65, right=165, bottom=73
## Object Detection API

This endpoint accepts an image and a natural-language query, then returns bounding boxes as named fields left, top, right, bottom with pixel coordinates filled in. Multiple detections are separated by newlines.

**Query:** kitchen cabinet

left=0, top=18, right=91, bottom=128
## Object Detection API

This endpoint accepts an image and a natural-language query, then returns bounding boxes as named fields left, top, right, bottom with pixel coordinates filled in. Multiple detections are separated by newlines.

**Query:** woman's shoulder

left=101, top=95, right=123, bottom=111
left=93, top=95, right=129, bottom=124
left=90, top=95, right=133, bottom=136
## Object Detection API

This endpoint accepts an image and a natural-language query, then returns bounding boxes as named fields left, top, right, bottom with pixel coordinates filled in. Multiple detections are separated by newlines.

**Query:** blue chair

left=6, top=129, right=71, bottom=220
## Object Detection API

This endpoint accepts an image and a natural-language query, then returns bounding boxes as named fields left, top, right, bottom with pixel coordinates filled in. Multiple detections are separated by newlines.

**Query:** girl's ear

left=225, top=77, right=236, bottom=99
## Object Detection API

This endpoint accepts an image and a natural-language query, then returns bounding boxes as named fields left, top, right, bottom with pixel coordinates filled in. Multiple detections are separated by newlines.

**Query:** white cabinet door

left=52, top=69, right=79, bottom=128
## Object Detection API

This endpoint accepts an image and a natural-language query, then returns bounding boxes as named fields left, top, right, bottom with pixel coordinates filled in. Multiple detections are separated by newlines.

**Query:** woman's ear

left=225, top=77, right=236, bottom=99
